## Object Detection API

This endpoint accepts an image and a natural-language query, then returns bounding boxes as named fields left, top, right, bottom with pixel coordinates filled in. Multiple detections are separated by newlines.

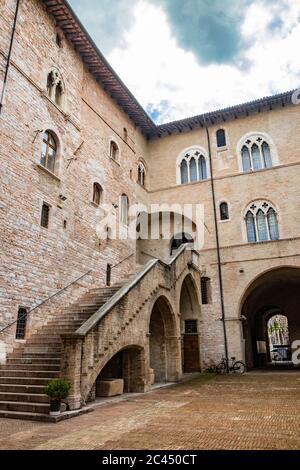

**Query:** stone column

left=61, top=334, right=83, bottom=411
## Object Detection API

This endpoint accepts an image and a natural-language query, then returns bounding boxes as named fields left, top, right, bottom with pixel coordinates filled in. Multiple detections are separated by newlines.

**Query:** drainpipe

left=204, top=123, right=229, bottom=373
left=0, top=0, right=21, bottom=116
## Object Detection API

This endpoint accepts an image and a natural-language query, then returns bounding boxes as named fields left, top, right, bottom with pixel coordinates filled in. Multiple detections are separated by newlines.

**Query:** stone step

left=0, top=363, right=60, bottom=371
left=10, top=352, right=60, bottom=359
left=0, top=392, right=49, bottom=404
left=0, top=400, right=49, bottom=414
left=24, top=344, right=61, bottom=356
left=7, top=358, right=60, bottom=365
left=0, top=410, right=51, bottom=421
left=0, top=377, right=52, bottom=386
left=0, top=369, right=59, bottom=378
left=0, top=383, right=45, bottom=394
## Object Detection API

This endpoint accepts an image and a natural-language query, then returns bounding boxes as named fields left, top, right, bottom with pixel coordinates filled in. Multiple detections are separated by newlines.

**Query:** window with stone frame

left=220, top=202, right=229, bottom=221
left=179, top=149, right=208, bottom=185
left=93, top=183, right=102, bottom=206
left=40, top=130, right=57, bottom=173
left=241, top=136, right=273, bottom=172
left=216, top=129, right=226, bottom=148
left=138, top=162, right=146, bottom=187
left=110, top=141, right=119, bottom=161
left=245, top=201, right=279, bottom=243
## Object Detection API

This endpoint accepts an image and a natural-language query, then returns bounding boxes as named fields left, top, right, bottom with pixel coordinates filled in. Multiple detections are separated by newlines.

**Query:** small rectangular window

left=106, top=264, right=112, bottom=287
left=41, top=203, right=50, bottom=228
left=16, top=307, right=27, bottom=340
left=201, top=277, right=211, bottom=305
left=185, top=320, right=198, bottom=335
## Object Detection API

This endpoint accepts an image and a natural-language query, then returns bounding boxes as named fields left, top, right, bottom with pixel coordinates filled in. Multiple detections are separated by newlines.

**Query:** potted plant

left=44, top=379, right=71, bottom=416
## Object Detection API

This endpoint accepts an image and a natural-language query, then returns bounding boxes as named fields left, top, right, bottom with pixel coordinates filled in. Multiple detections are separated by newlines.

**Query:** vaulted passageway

left=241, top=267, right=300, bottom=369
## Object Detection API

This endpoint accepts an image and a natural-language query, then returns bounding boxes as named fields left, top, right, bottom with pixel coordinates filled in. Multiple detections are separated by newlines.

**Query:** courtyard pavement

left=0, top=371, right=299, bottom=450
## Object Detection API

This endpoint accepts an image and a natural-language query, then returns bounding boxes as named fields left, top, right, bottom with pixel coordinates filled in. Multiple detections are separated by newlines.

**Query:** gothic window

left=120, top=194, right=129, bottom=225
left=216, top=129, right=226, bottom=148
left=178, top=148, right=208, bottom=185
left=46, top=69, right=64, bottom=107
left=180, top=159, right=188, bottom=184
left=220, top=202, right=229, bottom=221
left=138, top=162, right=146, bottom=187
left=245, top=201, right=279, bottom=243
left=110, top=141, right=119, bottom=161
left=240, top=136, right=273, bottom=172
left=93, top=183, right=102, bottom=206
left=40, top=130, right=57, bottom=173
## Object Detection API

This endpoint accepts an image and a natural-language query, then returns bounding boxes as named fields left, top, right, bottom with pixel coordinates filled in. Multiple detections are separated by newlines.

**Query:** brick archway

left=241, top=266, right=300, bottom=369
left=149, top=296, right=180, bottom=384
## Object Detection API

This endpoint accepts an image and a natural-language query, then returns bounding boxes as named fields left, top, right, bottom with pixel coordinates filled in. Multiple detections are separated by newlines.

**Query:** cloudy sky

left=68, top=0, right=300, bottom=124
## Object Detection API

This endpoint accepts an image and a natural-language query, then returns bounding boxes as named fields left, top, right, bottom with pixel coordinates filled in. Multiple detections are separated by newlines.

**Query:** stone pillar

left=61, top=335, right=83, bottom=411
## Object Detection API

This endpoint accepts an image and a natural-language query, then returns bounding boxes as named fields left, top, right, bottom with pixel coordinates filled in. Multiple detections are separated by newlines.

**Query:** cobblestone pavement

left=0, top=371, right=300, bottom=450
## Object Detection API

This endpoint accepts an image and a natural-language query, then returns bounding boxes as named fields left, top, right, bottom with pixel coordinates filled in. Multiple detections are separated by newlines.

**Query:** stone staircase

left=0, top=279, right=131, bottom=421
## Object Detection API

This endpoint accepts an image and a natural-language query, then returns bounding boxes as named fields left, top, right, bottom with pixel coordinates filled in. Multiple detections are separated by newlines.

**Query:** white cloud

left=105, top=0, right=300, bottom=123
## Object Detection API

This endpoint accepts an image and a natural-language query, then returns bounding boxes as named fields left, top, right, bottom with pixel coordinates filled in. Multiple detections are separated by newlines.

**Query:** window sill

left=219, top=219, right=231, bottom=223
left=36, top=163, right=61, bottom=182
left=91, top=201, right=100, bottom=208
left=217, top=146, right=228, bottom=152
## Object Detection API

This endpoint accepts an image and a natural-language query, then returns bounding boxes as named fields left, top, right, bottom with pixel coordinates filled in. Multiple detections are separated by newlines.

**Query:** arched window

left=180, top=159, right=188, bottom=184
left=110, top=141, right=119, bottom=161
left=220, top=202, right=229, bottom=221
left=40, top=130, right=57, bottom=173
left=216, top=129, right=226, bottom=148
left=46, top=69, right=64, bottom=107
left=178, top=148, right=208, bottom=185
left=93, top=183, right=102, bottom=206
left=120, top=194, right=129, bottom=225
left=198, top=156, right=207, bottom=180
left=138, top=162, right=146, bottom=187
left=245, top=201, right=279, bottom=243
left=240, top=135, right=273, bottom=172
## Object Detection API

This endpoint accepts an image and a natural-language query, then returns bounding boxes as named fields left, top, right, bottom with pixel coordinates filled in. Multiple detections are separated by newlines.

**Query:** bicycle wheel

left=233, top=361, right=246, bottom=374
left=216, top=361, right=227, bottom=374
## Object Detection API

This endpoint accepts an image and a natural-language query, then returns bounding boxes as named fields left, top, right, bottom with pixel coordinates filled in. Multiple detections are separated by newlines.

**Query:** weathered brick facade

left=1, top=0, right=300, bottom=416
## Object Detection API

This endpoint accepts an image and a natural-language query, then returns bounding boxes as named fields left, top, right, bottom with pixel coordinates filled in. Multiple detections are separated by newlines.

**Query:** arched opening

left=180, top=275, right=201, bottom=373
left=96, top=346, right=146, bottom=396
left=149, top=296, right=179, bottom=384
left=110, top=140, right=119, bottom=161
left=93, top=183, right=102, bottom=206
left=241, top=267, right=300, bottom=369
left=170, top=232, right=194, bottom=255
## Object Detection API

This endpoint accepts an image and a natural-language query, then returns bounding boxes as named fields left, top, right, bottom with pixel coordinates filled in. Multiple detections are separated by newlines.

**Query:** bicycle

left=216, top=356, right=246, bottom=374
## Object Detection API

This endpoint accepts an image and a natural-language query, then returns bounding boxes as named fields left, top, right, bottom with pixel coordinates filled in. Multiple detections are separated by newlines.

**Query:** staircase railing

left=0, top=269, right=93, bottom=335
left=0, top=252, right=136, bottom=336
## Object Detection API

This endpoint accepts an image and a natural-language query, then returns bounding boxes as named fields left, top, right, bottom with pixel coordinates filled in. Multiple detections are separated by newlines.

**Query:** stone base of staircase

left=0, top=406, right=94, bottom=423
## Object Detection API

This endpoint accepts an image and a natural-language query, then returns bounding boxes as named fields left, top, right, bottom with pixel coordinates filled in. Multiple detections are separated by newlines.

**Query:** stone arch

left=240, top=266, right=300, bottom=369
left=95, top=345, right=146, bottom=396
left=179, top=274, right=202, bottom=372
left=149, top=295, right=180, bottom=384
